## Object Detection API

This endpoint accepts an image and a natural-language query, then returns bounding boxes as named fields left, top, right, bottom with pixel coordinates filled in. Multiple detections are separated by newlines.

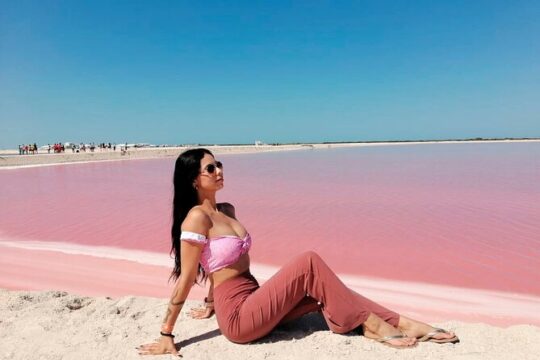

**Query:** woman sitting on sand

left=138, top=148, right=458, bottom=356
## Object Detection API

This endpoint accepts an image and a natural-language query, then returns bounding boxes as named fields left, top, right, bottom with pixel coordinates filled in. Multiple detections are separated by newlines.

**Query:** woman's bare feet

left=398, top=316, right=459, bottom=343
left=362, top=313, right=417, bottom=349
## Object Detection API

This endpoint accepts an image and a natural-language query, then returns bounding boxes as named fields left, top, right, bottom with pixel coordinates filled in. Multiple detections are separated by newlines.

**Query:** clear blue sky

left=1, top=1, right=539, bottom=148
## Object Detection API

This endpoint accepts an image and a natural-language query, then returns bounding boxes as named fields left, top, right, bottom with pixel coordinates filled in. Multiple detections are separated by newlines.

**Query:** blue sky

left=1, top=1, right=539, bottom=148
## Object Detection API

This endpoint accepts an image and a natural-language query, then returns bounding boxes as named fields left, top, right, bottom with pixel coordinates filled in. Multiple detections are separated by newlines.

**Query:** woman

left=138, top=148, right=458, bottom=356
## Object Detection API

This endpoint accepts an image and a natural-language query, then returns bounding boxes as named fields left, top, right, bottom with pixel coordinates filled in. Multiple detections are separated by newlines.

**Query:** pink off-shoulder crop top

left=180, top=230, right=252, bottom=274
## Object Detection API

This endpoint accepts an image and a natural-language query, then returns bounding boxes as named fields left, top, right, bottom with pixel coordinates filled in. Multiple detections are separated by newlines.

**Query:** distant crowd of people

left=18, top=143, right=39, bottom=155
left=65, top=142, right=119, bottom=153
left=18, top=142, right=128, bottom=155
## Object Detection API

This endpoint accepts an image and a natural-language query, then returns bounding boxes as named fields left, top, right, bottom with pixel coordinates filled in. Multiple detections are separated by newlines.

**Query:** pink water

left=1, top=142, right=539, bottom=300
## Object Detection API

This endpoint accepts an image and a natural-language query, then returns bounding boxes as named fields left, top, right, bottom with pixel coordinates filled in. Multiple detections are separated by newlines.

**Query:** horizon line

left=3, top=136, right=540, bottom=150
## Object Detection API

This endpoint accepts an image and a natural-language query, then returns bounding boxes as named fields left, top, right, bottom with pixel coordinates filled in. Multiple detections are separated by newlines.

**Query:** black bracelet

left=204, top=297, right=214, bottom=306
left=160, top=331, right=175, bottom=338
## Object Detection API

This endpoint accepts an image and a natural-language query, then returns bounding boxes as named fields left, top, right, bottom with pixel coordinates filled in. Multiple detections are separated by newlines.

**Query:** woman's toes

left=393, top=337, right=416, bottom=347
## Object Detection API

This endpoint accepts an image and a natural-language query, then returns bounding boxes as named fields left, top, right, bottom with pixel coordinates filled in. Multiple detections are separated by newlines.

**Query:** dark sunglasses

left=202, top=161, right=223, bottom=174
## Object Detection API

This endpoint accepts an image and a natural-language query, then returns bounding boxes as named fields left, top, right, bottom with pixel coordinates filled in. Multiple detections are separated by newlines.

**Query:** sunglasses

left=202, top=161, right=223, bottom=174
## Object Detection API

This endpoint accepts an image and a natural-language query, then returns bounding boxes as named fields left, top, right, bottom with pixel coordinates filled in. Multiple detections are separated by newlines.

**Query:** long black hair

left=169, top=148, right=213, bottom=283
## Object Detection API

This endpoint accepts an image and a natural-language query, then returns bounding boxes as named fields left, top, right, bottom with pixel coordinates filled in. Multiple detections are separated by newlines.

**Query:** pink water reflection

left=1, top=142, right=539, bottom=296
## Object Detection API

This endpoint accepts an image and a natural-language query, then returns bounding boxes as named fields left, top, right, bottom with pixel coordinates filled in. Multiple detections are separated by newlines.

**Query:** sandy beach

left=2, top=139, right=539, bottom=170
left=2, top=288, right=539, bottom=360
left=0, top=144, right=307, bottom=169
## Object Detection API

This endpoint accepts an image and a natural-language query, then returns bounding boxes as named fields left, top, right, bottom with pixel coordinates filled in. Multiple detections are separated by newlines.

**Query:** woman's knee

left=302, top=250, right=323, bottom=263
left=297, top=250, right=326, bottom=269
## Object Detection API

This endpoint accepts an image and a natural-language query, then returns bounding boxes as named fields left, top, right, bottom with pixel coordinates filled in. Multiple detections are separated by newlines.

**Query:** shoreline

left=1, top=238, right=539, bottom=327
left=1, top=139, right=539, bottom=170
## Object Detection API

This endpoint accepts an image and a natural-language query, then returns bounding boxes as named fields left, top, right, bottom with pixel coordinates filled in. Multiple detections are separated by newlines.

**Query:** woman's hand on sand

left=189, top=305, right=215, bottom=319
left=137, top=336, right=181, bottom=356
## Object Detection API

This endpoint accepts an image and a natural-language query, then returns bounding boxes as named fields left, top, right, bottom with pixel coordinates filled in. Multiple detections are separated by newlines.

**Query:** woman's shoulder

left=182, top=206, right=212, bottom=233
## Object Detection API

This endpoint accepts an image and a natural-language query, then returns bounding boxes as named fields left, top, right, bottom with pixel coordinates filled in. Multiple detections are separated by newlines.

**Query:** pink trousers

left=213, top=251, right=400, bottom=343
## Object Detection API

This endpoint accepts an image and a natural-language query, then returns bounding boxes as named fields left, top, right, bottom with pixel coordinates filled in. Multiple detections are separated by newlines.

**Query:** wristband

left=160, top=331, right=175, bottom=338
left=204, top=297, right=214, bottom=307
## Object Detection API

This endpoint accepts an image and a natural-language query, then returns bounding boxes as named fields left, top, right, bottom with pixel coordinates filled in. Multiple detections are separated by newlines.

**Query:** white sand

left=0, top=145, right=306, bottom=169
left=1, top=289, right=539, bottom=360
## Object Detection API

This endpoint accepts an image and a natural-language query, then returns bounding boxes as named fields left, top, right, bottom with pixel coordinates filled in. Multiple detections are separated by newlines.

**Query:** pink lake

left=1, top=142, right=540, bottom=324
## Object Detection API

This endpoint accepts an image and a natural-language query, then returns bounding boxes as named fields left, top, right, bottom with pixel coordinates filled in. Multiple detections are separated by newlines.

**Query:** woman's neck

left=198, top=194, right=218, bottom=212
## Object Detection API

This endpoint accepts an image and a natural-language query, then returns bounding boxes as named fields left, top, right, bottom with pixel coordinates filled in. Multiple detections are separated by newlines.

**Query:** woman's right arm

left=138, top=209, right=209, bottom=356
left=159, top=240, right=204, bottom=332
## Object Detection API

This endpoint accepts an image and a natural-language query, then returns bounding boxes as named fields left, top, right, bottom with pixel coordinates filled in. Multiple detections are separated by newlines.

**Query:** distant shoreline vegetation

left=191, top=137, right=540, bottom=147
left=317, top=136, right=540, bottom=145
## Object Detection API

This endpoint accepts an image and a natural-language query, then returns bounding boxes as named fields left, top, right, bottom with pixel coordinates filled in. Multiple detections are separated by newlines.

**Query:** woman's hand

left=189, top=304, right=215, bottom=319
left=137, top=335, right=180, bottom=356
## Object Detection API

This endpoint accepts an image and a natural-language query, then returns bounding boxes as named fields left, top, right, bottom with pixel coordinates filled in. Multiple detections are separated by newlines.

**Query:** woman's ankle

left=397, top=315, right=412, bottom=330
left=362, top=313, right=404, bottom=338
left=362, top=313, right=382, bottom=334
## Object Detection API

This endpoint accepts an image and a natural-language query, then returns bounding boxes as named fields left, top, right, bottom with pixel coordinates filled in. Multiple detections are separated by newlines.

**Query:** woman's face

left=195, top=153, right=224, bottom=192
